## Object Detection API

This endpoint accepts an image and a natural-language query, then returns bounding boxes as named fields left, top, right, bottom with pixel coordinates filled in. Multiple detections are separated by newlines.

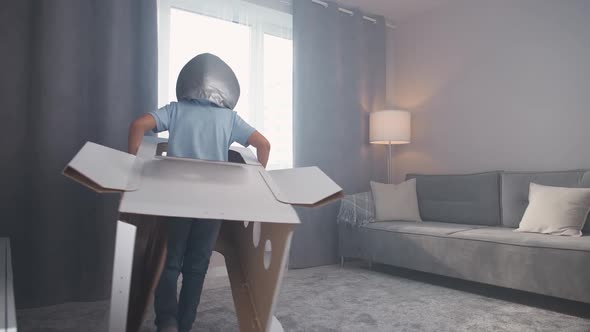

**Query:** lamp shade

left=370, top=110, right=411, bottom=144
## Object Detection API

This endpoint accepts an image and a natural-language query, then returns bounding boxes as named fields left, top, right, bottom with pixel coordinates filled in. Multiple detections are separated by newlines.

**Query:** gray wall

left=390, top=0, right=590, bottom=182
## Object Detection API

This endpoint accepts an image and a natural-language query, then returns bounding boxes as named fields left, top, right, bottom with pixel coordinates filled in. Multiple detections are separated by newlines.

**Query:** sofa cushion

left=501, top=170, right=590, bottom=231
left=406, top=172, right=501, bottom=226
left=355, top=225, right=590, bottom=303
left=451, top=227, right=590, bottom=252
left=364, top=221, right=482, bottom=237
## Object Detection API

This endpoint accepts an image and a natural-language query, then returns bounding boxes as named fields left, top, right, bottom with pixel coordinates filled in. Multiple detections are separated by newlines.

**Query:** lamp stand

left=387, top=142, right=392, bottom=184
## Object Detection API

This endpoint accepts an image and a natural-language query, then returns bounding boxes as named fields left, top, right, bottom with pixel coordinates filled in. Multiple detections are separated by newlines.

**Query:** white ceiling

left=334, top=0, right=456, bottom=23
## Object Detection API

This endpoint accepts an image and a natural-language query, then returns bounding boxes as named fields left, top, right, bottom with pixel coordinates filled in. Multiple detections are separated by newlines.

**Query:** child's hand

left=247, top=131, right=271, bottom=168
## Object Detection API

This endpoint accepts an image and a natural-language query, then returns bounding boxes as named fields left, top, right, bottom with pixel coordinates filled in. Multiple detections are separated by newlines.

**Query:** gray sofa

left=338, top=170, right=590, bottom=304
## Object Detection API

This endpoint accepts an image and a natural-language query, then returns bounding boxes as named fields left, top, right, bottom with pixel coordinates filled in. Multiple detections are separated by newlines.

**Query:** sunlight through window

left=159, top=1, right=293, bottom=169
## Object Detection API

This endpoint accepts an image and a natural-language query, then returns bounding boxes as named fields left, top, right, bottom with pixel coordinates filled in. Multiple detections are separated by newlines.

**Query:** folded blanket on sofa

left=337, top=192, right=375, bottom=227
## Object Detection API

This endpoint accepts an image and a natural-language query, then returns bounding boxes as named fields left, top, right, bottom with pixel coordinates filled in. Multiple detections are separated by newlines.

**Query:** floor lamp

left=369, top=110, right=411, bottom=183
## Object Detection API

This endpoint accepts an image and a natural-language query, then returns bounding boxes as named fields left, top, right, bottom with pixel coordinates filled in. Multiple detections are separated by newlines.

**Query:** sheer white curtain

left=158, top=0, right=293, bottom=169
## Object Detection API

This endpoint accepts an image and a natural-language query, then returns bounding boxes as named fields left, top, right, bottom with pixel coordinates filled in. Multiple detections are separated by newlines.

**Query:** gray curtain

left=290, top=1, right=387, bottom=268
left=0, top=0, right=157, bottom=308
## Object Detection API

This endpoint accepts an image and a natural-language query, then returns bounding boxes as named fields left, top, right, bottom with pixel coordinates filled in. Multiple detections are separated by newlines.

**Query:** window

left=158, top=0, right=293, bottom=169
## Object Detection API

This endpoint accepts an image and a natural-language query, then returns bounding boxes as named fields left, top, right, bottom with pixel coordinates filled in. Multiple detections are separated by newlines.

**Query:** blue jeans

left=154, top=218, right=222, bottom=332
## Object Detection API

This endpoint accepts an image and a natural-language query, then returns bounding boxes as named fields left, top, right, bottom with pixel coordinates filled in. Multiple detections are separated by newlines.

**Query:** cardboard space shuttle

left=63, top=136, right=343, bottom=332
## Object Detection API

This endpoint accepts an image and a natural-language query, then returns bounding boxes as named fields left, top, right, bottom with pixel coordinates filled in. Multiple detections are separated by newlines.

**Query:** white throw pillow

left=370, top=179, right=422, bottom=222
left=516, top=183, right=590, bottom=237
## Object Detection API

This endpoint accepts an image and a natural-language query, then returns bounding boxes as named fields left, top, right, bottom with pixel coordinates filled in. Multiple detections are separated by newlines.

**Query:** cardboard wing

left=63, top=137, right=343, bottom=332
left=64, top=138, right=342, bottom=221
left=63, top=142, right=141, bottom=193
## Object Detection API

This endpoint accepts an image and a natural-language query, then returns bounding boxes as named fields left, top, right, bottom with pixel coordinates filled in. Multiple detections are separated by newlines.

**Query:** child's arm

left=128, top=114, right=157, bottom=155
left=248, top=131, right=271, bottom=168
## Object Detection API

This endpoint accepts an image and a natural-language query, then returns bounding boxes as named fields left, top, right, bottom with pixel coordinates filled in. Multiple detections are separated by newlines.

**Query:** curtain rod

left=310, top=0, right=395, bottom=29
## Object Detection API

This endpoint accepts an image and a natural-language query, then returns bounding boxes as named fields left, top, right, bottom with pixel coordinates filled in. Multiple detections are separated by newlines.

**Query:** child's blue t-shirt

left=149, top=99, right=255, bottom=161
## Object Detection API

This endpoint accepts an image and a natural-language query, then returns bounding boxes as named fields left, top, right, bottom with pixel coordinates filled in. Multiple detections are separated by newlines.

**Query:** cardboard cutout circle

left=176, top=53, right=240, bottom=109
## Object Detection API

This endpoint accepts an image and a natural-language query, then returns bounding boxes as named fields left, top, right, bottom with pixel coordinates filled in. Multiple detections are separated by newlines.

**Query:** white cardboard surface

left=229, top=146, right=261, bottom=165
left=108, top=222, right=136, bottom=332
left=65, top=142, right=139, bottom=191
left=119, top=157, right=299, bottom=224
left=270, top=316, right=284, bottom=332
left=65, top=138, right=341, bottom=221
left=63, top=137, right=343, bottom=332
left=114, top=137, right=301, bottom=224
left=262, top=167, right=342, bottom=205
left=215, top=221, right=294, bottom=332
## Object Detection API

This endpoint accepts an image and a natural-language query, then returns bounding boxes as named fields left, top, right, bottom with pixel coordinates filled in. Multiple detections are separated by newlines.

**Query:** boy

left=128, top=54, right=270, bottom=332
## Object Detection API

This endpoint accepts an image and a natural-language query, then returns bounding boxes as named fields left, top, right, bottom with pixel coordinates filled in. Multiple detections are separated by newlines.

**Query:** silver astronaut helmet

left=176, top=53, right=240, bottom=110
